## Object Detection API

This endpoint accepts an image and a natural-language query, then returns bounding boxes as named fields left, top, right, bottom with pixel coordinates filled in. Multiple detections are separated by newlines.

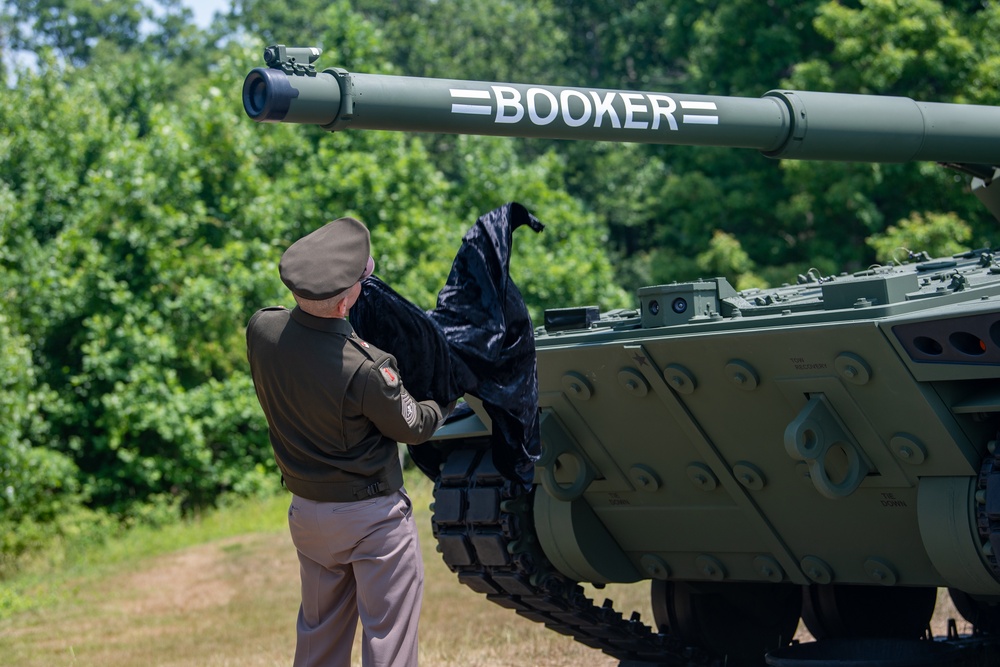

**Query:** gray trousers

left=288, top=490, right=423, bottom=667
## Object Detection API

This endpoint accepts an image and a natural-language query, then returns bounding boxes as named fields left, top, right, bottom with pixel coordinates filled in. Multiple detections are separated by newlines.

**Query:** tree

left=1, top=0, right=158, bottom=64
left=224, top=0, right=389, bottom=70
left=0, top=303, right=86, bottom=568
left=359, top=0, right=569, bottom=84
left=866, top=211, right=973, bottom=263
left=782, top=0, right=998, bottom=265
left=0, top=19, right=630, bottom=529
left=2, top=0, right=997, bottom=565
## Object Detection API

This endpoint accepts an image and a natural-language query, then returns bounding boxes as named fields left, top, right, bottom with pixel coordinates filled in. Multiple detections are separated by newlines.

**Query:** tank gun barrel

left=244, top=45, right=1000, bottom=165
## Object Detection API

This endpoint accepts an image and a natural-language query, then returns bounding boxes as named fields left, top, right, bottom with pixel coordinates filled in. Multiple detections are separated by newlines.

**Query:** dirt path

left=0, top=502, right=973, bottom=667
left=0, top=517, right=624, bottom=666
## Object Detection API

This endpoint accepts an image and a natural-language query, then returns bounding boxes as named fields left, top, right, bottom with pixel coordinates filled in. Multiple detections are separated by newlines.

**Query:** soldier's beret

left=279, top=217, right=374, bottom=300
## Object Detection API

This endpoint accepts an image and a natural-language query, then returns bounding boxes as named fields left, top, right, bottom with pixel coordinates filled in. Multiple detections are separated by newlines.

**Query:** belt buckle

left=357, top=481, right=386, bottom=500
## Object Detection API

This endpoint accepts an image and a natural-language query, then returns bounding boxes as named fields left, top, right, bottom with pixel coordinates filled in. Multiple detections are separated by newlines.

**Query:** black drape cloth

left=351, top=202, right=543, bottom=488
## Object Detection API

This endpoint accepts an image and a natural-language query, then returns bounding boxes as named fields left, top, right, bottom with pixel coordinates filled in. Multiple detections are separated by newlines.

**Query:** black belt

left=355, top=480, right=391, bottom=500
left=280, top=474, right=396, bottom=502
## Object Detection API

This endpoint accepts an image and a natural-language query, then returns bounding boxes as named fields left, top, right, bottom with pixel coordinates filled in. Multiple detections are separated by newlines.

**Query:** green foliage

left=3, top=0, right=147, bottom=64
left=362, top=0, right=569, bottom=83
left=0, top=308, right=87, bottom=568
left=801, top=0, right=977, bottom=97
left=696, top=231, right=766, bottom=291
left=550, top=1, right=832, bottom=288
left=223, top=0, right=389, bottom=70
left=0, top=0, right=632, bottom=569
left=686, top=0, right=825, bottom=96
left=1, top=0, right=206, bottom=66
left=777, top=0, right=997, bottom=271
left=1, top=0, right=996, bottom=573
left=866, top=211, right=973, bottom=263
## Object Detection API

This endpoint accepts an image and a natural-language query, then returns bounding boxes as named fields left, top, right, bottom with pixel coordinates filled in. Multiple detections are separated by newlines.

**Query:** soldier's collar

left=290, top=306, right=355, bottom=336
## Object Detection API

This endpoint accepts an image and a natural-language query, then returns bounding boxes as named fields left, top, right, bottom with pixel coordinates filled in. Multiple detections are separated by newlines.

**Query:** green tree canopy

left=2, top=0, right=997, bottom=570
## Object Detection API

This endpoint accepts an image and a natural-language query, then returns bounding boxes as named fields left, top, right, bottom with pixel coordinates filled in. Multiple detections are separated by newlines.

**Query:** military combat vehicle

left=243, top=45, right=1000, bottom=666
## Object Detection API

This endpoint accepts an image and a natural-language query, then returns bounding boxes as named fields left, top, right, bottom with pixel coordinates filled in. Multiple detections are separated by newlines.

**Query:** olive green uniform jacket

left=246, top=306, right=445, bottom=502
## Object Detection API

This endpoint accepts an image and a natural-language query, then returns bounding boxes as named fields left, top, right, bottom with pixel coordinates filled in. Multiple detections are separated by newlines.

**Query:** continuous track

left=429, top=441, right=716, bottom=666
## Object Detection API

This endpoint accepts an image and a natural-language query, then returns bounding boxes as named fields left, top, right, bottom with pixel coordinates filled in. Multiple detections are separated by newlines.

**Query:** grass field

left=0, top=470, right=968, bottom=666
left=0, top=471, right=648, bottom=666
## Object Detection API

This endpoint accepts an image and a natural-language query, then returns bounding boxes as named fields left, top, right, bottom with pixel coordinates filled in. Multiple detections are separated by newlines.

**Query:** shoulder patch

left=378, top=360, right=400, bottom=388
left=401, top=389, right=417, bottom=426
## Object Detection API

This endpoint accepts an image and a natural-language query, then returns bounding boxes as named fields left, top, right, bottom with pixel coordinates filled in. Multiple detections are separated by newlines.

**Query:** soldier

left=246, top=216, right=452, bottom=667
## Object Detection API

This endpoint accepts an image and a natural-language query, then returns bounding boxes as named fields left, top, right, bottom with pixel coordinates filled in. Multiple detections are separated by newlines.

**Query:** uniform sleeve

left=361, top=355, right=445, bottom=445
left=245, top=310, right=266, bottom=372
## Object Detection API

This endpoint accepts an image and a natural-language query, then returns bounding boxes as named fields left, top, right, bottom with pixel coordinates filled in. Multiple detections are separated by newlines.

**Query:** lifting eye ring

left=537, top=446, right=595, bottom=502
